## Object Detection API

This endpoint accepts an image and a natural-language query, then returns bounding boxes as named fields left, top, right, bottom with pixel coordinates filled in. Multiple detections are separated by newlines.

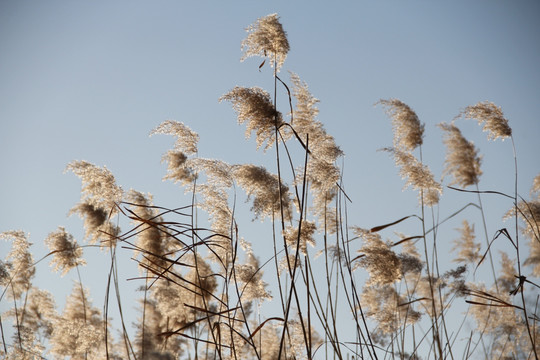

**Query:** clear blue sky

left=1, top=0, right=539, bottom=355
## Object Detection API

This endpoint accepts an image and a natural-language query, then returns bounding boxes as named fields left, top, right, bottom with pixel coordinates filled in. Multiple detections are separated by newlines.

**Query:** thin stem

left=418, top=146, right=443, bottom=359
left=510, top=136, right=538, bottom=360
left=475, top=183, right=499, bottom=293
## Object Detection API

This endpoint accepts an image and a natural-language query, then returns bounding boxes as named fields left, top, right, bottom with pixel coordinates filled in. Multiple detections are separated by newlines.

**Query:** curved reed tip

left=439, top=122, right=483, bottom=188
left=377, top=98, right=424, bottom=152
left=459, top=101, right=512, bottom=141
left=241, top=14, right=290, bottom=71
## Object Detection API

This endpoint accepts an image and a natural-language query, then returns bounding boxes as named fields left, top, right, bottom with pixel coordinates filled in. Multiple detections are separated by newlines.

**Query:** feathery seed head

left=133, top=299, right=184, bottom=358
left=283, top=221, right=317, bottom=255
left=152, top=121, right=199, bottom=186
left=18, top=286, right=57, bottom=338
left=361, top=284, right=421, bottom=337
left=233, top=164, right=292, bottom=221
left=49, top=283, right=104, bottom=358
left=220, top=86, right=283, bottom=150
left=398, top=253, right=423, bottom=275
left=290, top=73, right=343, bottom=160
left=8, top=324, right=46, bottom=359
left=443, top=265, right=467, bottom=280
left=236, top=253, right=271, bottom=301
left=192, top=181, right=235, bottom=265
left=126, top=190, right=171, bottom=271
left=354, top=228, right=402, bottom=285
left=67, top=201, right=122, bottom=248
left=151, top=254, right=217, bottom=328
left=161, top=150, right=197, bottom=185
left=69, top=202, right=107, bottom=230
left=150, top=120, right=199, bottom=155
left=458, top=101, right=512, bottom=140
left=68, top=201, right=120, bottom=248
left=378, top=99, right=424, bottom=151
left=190, top=158, right=234, bottom=189
left=314, top=244, right=348, bottom=266
left=241, top=14, right=289, bottom=71
left=290, top=72, right=320, bottom=128
left=45, top=227, right=86, bottom=276
left=1, top=230, right=35, bottom=299
left=498, top=252, right=517, bottom=294
left=439, top=122, right=483, bottom=187
left=197, top=184, right=232, bottom=231
left=66, top=160, right=123, bottom=212
left=532, top=173, right=540, bottom=198
left=279, top=253, right=303, bottom=275
left=0, top=260, right=10, bottom=287
left=514, top=174, right=540, bottom=276
left=467, top=283, right=531, bottom=358
left=452, top=220, right=481, bottom=264
left=524, top=233, right=540, bottom=277
left=395, top=235, right=424, bottom=275
left=382, top=147, right=442, bottom=207
left=22, top=287, right=57, bottom=339
left=66, top=161, right=122, bottom=247
left=417, top=275, right=447, bottom=317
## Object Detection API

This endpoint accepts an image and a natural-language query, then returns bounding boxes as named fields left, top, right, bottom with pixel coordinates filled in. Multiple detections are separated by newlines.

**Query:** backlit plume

left=283, top=220, right=317, bottom=255
left=236, top=252, right=272, bottom=301
left=290, top=73, right=343, bottom=230
left=458, top=101, right=512, bottom=140
left=0, top=230, right=35, bottom=300
left=45, top=227, right=86, bottom=276
left=377, top=98, right=425, bottom=151
left=66, top=161, right=122, bottom=247
left=451, top=220, right=481, bottom=264
left=66, top=160, right=123, bottom=212
left=515, top=173, right=540, bottom=276
left=126, top=190, right=172, bottom=272
left=150, top=120, right=199, bottom=155
left=382, top=147, right=442, bottom=207
left=241, top=13, right=290, bottom=71
left=354, top=228, right=402, bottom=286
left=151, top=120, right=199, bottom=186
left=49, top=283, right=105, bottom=358
left=220, top=86, right=283, bottom=150
left=439, top=122, right=483, bottom=187
left=233, top=164, right=292, bottom=221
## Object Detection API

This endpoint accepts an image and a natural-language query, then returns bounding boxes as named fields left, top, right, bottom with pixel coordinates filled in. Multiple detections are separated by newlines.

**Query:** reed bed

left=1, top=14, right=539, bottom=360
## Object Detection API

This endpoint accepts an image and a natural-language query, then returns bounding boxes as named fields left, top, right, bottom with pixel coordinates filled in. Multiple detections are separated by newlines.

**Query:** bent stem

left=475, top=184, right=500, bottom=293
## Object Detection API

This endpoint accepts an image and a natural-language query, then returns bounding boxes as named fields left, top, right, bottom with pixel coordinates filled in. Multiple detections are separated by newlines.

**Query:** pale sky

left=1, top=1, right=539, bottom=357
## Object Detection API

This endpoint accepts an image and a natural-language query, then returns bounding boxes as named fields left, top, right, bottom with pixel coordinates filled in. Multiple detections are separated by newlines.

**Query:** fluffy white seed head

left=378, top=99, right=425, bottom=151
left=439, top=122, right=483, bottom=187
left=241, top=13, right=289, bottom=71
left=458, top=101, right=512, bottom=141
left=45, top=227, right=86, bottom=276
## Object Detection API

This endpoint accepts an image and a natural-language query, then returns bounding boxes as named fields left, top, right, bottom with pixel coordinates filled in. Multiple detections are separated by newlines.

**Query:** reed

left=1, top=14, right=539, bottom=360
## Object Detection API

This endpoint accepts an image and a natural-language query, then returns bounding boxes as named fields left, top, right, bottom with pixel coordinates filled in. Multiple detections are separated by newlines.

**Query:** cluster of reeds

left=1, top=14, right=539, bottom=359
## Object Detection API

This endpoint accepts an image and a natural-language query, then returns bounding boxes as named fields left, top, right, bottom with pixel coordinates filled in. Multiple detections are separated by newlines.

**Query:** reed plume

left=66, top=161, right=122, bottom=247
left=220, top=86, right=283, bottom=150
left=458, top=101, right=512, bottom=141
left=0, top=231, right=35, bottom=300
left=439, top=122, right=483, bottom=187
left=241, top=13, right=289, bottom=71
left=44, top=227, right=86, bottom=276
left=451, top=220, right=481, bottom=265
left=377, top=99, right=424, bottom=151
left=381, top=147, right=442, bottom=207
